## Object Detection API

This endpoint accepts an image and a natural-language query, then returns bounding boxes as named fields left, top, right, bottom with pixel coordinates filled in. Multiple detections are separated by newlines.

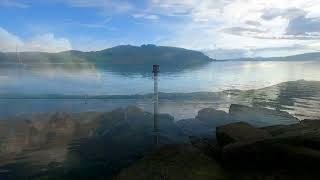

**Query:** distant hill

left=220, top=52, right=320, bottom=61
left=0, top=45, right=213, bottom=72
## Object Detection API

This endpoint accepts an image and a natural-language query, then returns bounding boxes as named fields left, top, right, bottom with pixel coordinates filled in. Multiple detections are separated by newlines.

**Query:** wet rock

left=263, top=119, right=320, bottom=137
left=116, top=144, right=227, bottom=180
left=215, top=120, right=320, bottom=170
left=176, top=119, right=213, bottom=138
left=216, top=122, right=272, bottom=147
left=176, top=108, right=236, bottom=138
left=196, top=108, right=235, bottom=127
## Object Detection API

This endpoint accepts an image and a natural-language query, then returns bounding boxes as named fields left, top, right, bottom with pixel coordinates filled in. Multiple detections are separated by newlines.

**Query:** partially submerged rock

left=176, top=108, right=235, bottom=138
left=229, top=104, right=299, bottom=127
left=196, top=108, right=235, bottom=127
left=176, top=118, right=213, bottom=138
left=214, top=119, right=320, bottom=172
left=216, top=122, right=272, bottom=147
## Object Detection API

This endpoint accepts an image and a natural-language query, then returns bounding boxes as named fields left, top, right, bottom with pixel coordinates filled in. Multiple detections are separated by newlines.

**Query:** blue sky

left=1, top=0, right=320, bottom=58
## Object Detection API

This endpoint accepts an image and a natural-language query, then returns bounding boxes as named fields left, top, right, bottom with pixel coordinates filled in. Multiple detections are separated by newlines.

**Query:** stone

left=196, top=108, right=235, bottom=128
left=215, top=119, right=320, bottom=170
left=229, top=104, right=299, bottom=127
left=176, top=118, right=213, bottom=138
left=216, top=122, right=272, bottom=147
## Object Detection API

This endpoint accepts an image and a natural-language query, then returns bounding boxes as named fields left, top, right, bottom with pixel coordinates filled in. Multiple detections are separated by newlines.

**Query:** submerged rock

left=176, top=108, right=235, bottom=138
left=196, top=108, right=235, bottom=127
left=229, top=104, right=299, bottom=127
left=216, top=122, right=272, bottom=147
left=176, top=118, right=213, bottom=138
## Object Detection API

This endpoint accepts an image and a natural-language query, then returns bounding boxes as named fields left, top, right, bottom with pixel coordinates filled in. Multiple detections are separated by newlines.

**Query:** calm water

left=1, top=61, right=320, bottom=95
left=1, top=61, right=320, bottom=179
left=1, top=61, right=320, bottom=119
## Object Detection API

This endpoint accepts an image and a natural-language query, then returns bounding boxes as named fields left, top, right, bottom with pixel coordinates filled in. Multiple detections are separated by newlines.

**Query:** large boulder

left=116, top=144, right=227, bottom=180
left=176, top=118, right=213, bottom=138
left=263, top=119, right=320, bottom=137
left=176, top=108, right=235, bottom=138
left=196, top=108, right=235, bottom=127
left=229, top=104, right=299, bottom=127
left=216, top=122, right=272, bottom=147
left=215, top=120, right=320, bottom=171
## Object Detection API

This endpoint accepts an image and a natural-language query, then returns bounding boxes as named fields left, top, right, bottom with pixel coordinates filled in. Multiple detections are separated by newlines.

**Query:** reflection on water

left=1, top=80, right=320, bottom=120
left=1, top=61, right=320, bottom=95
left=228, top=80, right=320, bottom=120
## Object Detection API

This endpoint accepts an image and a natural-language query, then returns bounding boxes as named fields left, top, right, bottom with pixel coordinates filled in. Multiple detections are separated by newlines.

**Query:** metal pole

left=153, top=65, right=159, bottom=145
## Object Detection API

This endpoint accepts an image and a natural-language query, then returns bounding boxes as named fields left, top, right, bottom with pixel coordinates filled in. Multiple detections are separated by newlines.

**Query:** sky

left=1, top=0, right=320, bottom=59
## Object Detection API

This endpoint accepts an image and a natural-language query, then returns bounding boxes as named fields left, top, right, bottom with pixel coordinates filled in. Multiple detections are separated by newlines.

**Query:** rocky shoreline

left=117, top=105, right=320, bottom=180
left=0, top=104, right=319, bottom=179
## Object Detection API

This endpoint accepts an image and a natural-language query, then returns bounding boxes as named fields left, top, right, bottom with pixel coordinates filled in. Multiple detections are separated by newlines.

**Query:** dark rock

left=214, top=120, right=320, bottom=171
left=176, top=118, right=213, bottom=138
left=263, top=119, right=320, bottom=137
left=216, top=122, right=272, bottom=147
left=222, top=136, right=320, bottom=170
left=196, top=108, right=235, bottom=127
left=176, top=108, right=236, bottom=138
left=116, top=144, right=227, bottom=180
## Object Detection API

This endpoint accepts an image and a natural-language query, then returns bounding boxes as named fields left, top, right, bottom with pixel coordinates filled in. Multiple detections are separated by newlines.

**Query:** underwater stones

left=229, top=104, right=299, bottom=127
left=196, top=108, right=235, bottom=127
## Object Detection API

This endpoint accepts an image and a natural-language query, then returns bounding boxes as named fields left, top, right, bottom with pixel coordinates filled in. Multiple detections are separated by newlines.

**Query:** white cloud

left=148, top=0, right=320, bottom=57
left=0, top=27, right=23, bottom=51
left=0, top=27, right=72, bottom=52
left=25, top=34, right=72, bottom=52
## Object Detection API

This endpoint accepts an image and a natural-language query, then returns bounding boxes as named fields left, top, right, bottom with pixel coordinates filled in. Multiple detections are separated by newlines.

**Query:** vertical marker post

left=152, top=64, right=160, bottom=145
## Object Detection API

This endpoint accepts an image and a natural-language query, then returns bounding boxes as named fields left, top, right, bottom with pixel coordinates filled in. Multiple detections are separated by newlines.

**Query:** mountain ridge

left=0, top=44, right=214, bottom=74
left=218, top=51, right=320, bottom=61
left=0, top=44, right=213, bottom=66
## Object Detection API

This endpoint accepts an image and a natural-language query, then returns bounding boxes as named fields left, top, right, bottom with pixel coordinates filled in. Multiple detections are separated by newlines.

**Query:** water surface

left=1, top=61, right=320, bottom=95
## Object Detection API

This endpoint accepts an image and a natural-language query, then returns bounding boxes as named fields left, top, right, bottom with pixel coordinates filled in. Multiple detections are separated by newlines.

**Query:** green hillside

left=0, top=45, right=213, bottom=69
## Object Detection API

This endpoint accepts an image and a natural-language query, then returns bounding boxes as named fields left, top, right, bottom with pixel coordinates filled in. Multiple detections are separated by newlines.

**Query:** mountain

left=219, top=52, right=320, bottom=61
left=0, top=45, right=213, bottom=72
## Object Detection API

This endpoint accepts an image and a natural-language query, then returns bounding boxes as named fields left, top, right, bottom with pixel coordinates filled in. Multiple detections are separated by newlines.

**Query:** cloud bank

left=0, top=27, right=72, bottom=52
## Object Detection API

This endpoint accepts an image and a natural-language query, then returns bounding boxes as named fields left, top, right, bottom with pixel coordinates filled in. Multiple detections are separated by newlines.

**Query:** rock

left=263, top=119, right=320, bottom=137
left=176, top=119, right=213, bottom=138
left=221, top=135, right=320, bottom=170
left=176, top=108, right=236, bottom=138
left=196, top=108, right=235, bottom=127
left=116, top=144, right=227, bottom=180
left=215, top=120, right=320, bottom=171
left=229, top=104, right=299, bottom=127
left=216, top=122, right=272, bottom=147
